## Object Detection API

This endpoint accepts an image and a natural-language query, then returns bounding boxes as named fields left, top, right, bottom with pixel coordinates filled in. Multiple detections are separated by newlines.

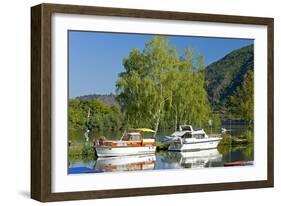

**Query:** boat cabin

left=121, top=128, right=155, bottom=141
left=179, top=125, right=192, bottom=131
left=121, top=132, right=142, bottom=141
left=179, top=125, right=207, bottom=139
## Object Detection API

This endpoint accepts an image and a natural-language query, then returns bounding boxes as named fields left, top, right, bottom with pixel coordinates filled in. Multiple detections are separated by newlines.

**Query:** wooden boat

left=94, top=128, right=156, bottom=157
left=95, top=154, right=156, bottom=172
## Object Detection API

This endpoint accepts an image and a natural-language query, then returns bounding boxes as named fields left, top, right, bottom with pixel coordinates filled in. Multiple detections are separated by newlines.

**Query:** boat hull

left=95, top=154, right=156, bottom=171
left=168, top=137, right=222, bottom=151
left=95, top=146, right=156, bottom=157
left=178, top=149, right=223, bottom=168
left=160, top=136, right=179, bottom=145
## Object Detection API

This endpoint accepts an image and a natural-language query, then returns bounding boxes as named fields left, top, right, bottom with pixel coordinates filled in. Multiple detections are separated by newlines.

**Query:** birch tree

left=116, top=36, right=213, bottom=134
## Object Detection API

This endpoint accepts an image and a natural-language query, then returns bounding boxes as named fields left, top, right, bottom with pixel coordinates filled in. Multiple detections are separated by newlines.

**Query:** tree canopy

left=68, top=99, right=123, bottom=132
left=229, top=70, right=254, bottom=123
left=116, top=36, right=212, bottom=134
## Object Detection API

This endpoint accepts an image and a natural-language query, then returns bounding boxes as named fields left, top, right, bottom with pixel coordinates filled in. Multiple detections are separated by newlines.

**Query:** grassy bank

left=219, top=130, right=253, bottom=146
left=68, top=142, right=96, bottom=163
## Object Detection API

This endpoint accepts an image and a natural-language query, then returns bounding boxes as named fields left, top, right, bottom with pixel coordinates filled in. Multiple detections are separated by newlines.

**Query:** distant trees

left=116, top=36, right=212, bottom=134
left=229, top=70, right=254, bottom=123
left=68, top=99, right=123, bottom=132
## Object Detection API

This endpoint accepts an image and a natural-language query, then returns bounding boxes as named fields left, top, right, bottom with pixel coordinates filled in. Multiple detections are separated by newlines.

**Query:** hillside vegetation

left=205, top=44, right=254, bottom=112
left=76, top=94, right=118, bottom=107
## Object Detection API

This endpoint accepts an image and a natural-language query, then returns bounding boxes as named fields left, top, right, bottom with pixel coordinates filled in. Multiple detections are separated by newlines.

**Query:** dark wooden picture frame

left=31, top=3, right=274, bottom=202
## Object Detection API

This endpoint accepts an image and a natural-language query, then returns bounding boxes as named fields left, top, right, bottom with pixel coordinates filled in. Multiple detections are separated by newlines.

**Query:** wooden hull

left=95, top=154, right=156, bottom=172
left=95, top=146, right=156, bottom=157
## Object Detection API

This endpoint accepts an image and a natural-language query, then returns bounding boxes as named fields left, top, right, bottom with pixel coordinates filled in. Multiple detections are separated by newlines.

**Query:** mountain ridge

left=75, top=94, right=119, bottom=107
left=205, top=44, right=254, bottom=109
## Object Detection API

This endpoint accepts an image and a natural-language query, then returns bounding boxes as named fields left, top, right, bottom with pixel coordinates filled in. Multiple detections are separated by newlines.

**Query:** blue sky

left=69, top=31, right=253, bottom=98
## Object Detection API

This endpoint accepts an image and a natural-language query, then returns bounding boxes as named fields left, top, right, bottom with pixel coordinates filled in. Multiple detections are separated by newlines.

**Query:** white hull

left=178, top=149, right=222, bottom=168
left=179, top=148, right=221, bottom=159
left=160, top=136, right=179, bottom=145
left=168, top=137, right=222, bottom=151
left=95, top=146, right=156, bottom=157
left=95, top=154, right=156, bottom=171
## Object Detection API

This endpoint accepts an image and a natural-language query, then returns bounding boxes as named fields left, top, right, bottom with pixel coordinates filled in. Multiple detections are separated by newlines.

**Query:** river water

left=68, top=124, right=253, bottom=174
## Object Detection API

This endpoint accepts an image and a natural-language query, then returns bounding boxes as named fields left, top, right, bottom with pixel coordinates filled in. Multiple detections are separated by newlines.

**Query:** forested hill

left=205, top=44, right=254, bottom=109
left=75, top=94, right=119, bottom=107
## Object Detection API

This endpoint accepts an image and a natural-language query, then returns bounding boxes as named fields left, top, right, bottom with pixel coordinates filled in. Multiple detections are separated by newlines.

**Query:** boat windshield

left=130, top=134, right=141, bottom=140
left=123, top=133, right=141, bottom=141
left=182, top=133, right=192, bottom=138
left=121, top=132, right=141, bottom=141
left=180, top=125, right=192, bottom=131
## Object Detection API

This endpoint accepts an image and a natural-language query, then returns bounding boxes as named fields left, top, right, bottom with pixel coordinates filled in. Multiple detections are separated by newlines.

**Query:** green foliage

left=229, top=70, right=254, bottom=123
left=218, top=135, right=233, bottom=146
left=68, top=144, right=84, bottom=156
left=205, top=44, right=254, bottom=109
left=242, top=143, right=254, bottom=160
left=76, top=94, right=118, bottom=107
left=156, top=142, right=169, bottom=151
left=116, top=36, right=213, bottom=134
left=68, top=98, right=123, bottom=141
left=241, top=129, right=254, bottom=143
left=68, top=143, right=96, bottom=164
left=81, top=142, right=95, bottom=157
left=68, top=127, right=85, bottom=143
left=211, top=114, right=222, bottom=130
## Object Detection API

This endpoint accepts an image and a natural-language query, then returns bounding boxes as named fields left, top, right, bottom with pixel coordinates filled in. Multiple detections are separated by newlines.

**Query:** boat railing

left=94, top=137, right=113, bottom=147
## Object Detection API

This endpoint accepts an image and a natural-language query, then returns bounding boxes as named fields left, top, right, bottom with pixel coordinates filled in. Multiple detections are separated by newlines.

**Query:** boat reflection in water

left=94, top=154, right=156, bottom=172
left=94, top=149, right=222, bottom=172
left=164, top=149, right=223, bottom=169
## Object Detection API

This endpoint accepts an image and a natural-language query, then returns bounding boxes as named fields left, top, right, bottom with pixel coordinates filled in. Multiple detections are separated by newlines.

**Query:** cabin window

left=193, top=134, right=205, bottom=139
left=182, top=133, right=192, bottom=138
left=130, top=135, right=141, bottom=141
left=122, top=134, right=130, bottom=141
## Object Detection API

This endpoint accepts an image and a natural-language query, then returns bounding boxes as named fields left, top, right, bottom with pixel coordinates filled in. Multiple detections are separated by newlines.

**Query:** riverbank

left=69, top=134, right=252, bottom=159
left=219, top=131, right=253, bottom=146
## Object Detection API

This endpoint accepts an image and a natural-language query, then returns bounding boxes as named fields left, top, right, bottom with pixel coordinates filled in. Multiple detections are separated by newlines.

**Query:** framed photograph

left=31, top=3, right=274, bottom=202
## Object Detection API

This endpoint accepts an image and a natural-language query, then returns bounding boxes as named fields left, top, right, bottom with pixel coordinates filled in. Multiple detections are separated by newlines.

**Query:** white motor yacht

left=167, top=125, right=222, bottom=151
